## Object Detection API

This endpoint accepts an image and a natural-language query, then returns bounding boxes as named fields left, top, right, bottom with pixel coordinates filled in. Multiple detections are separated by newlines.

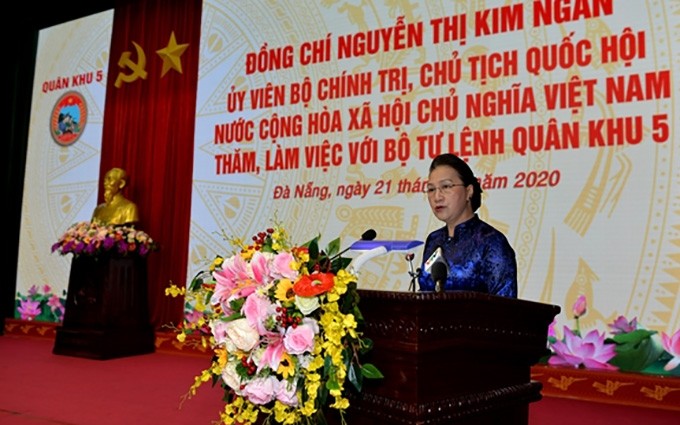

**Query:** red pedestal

left=53, top=255, right=155, bottom=360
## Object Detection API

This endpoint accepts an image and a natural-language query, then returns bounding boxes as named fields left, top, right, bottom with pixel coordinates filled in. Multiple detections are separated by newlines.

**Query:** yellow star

left=156, top=31, right=189, bottom=77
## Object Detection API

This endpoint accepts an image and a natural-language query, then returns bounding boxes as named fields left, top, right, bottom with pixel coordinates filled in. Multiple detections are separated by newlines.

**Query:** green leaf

left=221, top=312, right=243, bottom=322
left=326, top=237, right=342, bottom=257
left=260, top=244, right=276, bottom=254
left=360, top=363, right=384, bottom=379
left=307, top=237, right=320, bottom=259
left=317, top=382, right=329, bottom=406
left=188, top=270, right=206, bottom=291
left=609, top=331, right=664, bottom=372
left=314, top=411, right=329, bottom=425
left=323, top=354, right=333, bottom=377
left=610, top=329, right=657, bottom=345
left=639, top=358, right=680, bottom=377
left=330, top=256, right=352, bottom=274
left=359, top=337, right=374, bottom=354
left=348, top=362, right=363, bottom=392
left=229, top=297, right=245, bottom=313
left=340, top=286, right=360, bottom=314
left=326, top=377, right=341, bottom=391
left=352, top=305, right=365, bottom=323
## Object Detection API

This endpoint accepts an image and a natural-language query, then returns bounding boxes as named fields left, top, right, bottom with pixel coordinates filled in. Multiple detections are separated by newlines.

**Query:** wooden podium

left=53, top=255, right=155, bottom=360
left=338, top=290, right=560, bottom=425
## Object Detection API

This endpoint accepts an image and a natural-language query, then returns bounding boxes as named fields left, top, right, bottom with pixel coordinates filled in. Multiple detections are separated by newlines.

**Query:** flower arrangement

left=51, top=221, right=157, bottom=258
left=545, top=295, right=680, bottom=375
left=166, top=221, right=383, bottom=425
left=14, top=284, right=66, bottom=323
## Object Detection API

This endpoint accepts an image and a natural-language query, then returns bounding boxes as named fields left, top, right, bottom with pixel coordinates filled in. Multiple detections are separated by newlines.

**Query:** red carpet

left=0, top=335, right=225, bottom=425
left=1, top=334, right=678, bottom=424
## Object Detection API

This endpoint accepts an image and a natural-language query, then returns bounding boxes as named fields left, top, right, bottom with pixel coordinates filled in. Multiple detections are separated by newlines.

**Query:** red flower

left=293, top=273, right=334, bottom=297
left=292, top=246, right=309, bottom=257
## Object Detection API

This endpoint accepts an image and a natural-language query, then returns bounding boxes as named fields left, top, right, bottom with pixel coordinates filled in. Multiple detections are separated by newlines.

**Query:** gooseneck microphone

left=360, top=228, right=377, bottom=241
left=405, top=252, right=416, bottom=276
left=329, top=229, right=377, bottom=261
left=431, top=261, right=448, bottom=293
left=406, top=253, right=419, bottom=292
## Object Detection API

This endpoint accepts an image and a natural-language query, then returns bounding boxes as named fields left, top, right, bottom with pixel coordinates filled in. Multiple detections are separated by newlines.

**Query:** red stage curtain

left=99, top=0, right=202, bottom=328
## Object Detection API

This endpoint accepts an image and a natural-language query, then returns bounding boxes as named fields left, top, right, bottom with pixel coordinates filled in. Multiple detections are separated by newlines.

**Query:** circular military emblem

left=50, top=91, right=87, bottom=146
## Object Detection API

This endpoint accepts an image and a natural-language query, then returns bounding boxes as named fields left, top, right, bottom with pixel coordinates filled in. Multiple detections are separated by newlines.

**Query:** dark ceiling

left=17, top=1, right=116, bottom=30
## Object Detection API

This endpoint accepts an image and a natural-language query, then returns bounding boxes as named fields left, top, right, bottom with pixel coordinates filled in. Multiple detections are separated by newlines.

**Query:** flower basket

left=166, top=221, right=383, bottom=425
left=51, top=221, right=158, bottom=258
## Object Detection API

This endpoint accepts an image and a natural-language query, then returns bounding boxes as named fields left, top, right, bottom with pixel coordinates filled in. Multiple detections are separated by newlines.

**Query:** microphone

left=424, top=246, right=448, bottom=292
left=424, top=246, right=447, bottom=274
left=405, top=252, right=416, bottom=276
left=406, top=253, right=419, bottom=292
left=431, top=261, right=448, bottom=293
left=329, top=229, right=377, bottom=261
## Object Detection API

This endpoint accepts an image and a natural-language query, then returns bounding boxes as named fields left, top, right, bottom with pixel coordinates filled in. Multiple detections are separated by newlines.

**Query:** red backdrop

left=99, top=0, right=202, bottom=328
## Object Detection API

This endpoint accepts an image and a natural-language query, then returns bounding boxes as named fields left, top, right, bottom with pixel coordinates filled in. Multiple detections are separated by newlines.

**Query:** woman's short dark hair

left=428, top=153, right=483, bottom=211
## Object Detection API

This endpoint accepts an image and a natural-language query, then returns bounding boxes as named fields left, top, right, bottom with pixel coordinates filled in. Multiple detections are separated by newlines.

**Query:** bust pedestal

left=53, top=255, right=155, bottom=360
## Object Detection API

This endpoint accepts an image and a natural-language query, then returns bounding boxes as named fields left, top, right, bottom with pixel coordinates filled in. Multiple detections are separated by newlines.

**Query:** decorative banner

left=15, top=10, right=114, bottom=322
left=190, top=0, right=680, bottom=336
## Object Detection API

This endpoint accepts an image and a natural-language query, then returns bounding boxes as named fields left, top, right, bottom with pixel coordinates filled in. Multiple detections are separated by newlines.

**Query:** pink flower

left=242, top=293, right=274, bottom=335
left=660, top=329, right=680, bottom=371
left=249, top=251, right=271, bottom=284
left=242, top=376, right=279, bottom=405
left=547, top=318, right=557, bottom=339
left=276, top=379, right=299, bottom=406
left=259, top=334, right=285, bottom=372
left=17, top=299, right=41, bottom=320
left=184, top=309, right=204, bottom=325
left=608, top=315, right=638, bottom=335
left=548, top=326, right=618, bottom=371
left=209, top=320, right=232, bottom=346
left=271, top=251, right=298, bottom=280
left=212, top=255, right=258, bottom=310
left=47, top=294, right=63, bottom=312
left=572, top=295, right=587, bottom=318
left=283, top=318, right=318, bottom=355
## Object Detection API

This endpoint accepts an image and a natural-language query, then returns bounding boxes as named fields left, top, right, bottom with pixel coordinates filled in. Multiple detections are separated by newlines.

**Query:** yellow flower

left=164, top=283, right=185, bottom=297
left=273, top=402, right=301, bottom=424
left=274, top=278, right=295, bottom=303
left=308, top=353, right=324, bottom=371
left=240, top=248, right=255, bottom=261
left=209, top=255, right=224, bottom=272
left=276, top=351, right=296, bottom=378
left=331, top=397, right=349, bottom=409
left=343, top=313, right=358, bottom=338
left=214, top=347, right=227, bottom=368
left=334, top=269, right=355, bottom=293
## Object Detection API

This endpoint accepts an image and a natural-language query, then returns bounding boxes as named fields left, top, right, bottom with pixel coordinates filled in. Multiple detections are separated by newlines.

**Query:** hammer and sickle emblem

left=114, top=41, right=148, bottom=88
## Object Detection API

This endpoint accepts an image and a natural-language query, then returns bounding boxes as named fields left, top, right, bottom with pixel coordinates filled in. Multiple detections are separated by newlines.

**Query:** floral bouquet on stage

left=166, top=221, right=383, bottom=425
left=51, top=220, right=158, bottom=258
